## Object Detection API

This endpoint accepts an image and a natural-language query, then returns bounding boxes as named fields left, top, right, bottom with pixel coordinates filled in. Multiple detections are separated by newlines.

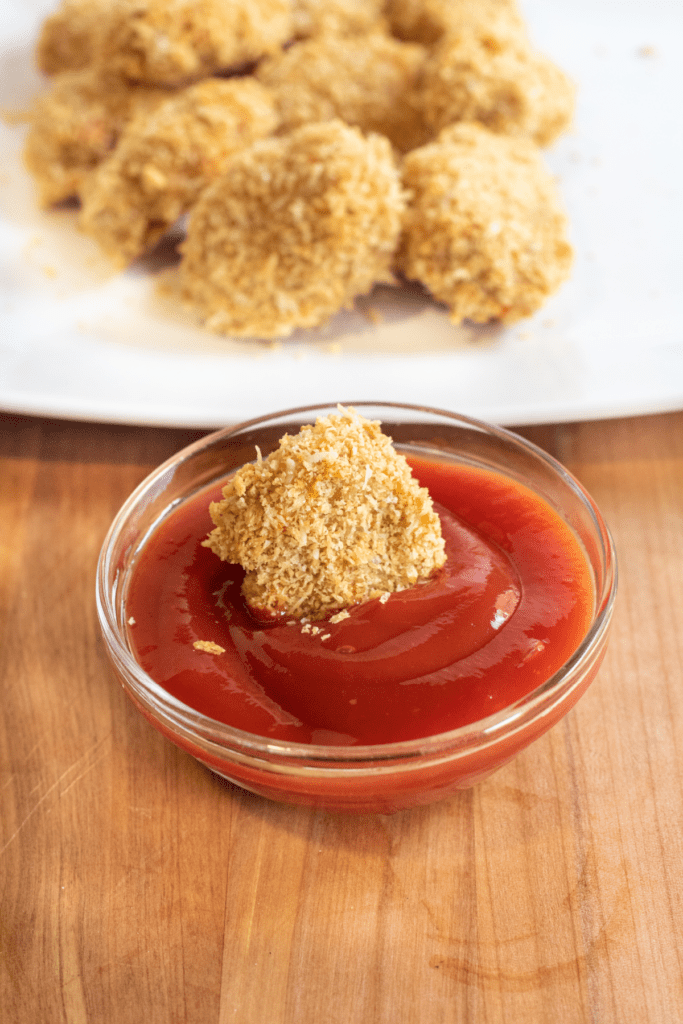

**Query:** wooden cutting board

left=1, top=410, right=682, bottom=1023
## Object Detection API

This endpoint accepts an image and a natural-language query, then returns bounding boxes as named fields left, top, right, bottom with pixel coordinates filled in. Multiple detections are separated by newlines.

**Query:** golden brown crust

left=291, top=0, right=386, bottom=39
left=416, top=26, right=575, bottom=147
left=400, top=123, right=573, bottom=325
left=177, top=120, right=405, bottom=338
left=384, top=0, right=526, bottom=46
left=204, top=407, right=446, bottom=620
left=78, top=77, right=278, bottom=265
left=256, top=30, right=431, bottom=152
left=98, top=0, right=293, bottom=86
left=35, top=0, right=109, bottom=75
left=23, top=66, right=165, bottom=207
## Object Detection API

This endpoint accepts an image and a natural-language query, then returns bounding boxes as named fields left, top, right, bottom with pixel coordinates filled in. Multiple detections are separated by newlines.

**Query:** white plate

left=1, top=0, right=682, bottom=427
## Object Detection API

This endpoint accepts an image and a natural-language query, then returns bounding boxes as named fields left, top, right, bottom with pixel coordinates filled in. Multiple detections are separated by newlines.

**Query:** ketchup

left=126, top=456, right=594, bottom=745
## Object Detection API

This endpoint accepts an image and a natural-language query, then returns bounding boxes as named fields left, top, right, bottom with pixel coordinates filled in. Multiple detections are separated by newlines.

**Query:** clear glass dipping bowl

left=96, top=403, right=616, bottom=814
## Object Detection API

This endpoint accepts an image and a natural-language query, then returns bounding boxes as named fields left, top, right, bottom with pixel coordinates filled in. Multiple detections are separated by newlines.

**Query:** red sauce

left=126, top=456, right=594, bottom=746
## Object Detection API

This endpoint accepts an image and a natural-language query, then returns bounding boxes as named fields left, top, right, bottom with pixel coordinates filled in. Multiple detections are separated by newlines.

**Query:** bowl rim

left=96, top=400, right=617, bottom=766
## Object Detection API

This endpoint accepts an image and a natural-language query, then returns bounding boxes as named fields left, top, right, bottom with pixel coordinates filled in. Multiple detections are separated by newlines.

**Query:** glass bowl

left=96, top=402, right=616, bottom=814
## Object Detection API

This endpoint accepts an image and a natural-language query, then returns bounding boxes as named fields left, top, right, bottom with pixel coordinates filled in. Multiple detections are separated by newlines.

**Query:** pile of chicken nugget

left=25, top=0, right=575, bottom=339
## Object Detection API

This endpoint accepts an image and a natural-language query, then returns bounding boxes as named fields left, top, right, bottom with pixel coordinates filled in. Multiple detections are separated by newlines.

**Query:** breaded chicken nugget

left=256, top=31, right=430, bottom=152
left=78, top=78, right=278, bottom=265
left=385, top=0, right=525, bottom=46
left=400, top=123, right=572, bottom=324
left=178, top=120, right=405, bottom=338
left=36, top=0, right=108, bottom=75
left=98, top=0, right=292, bottom=86
left=417, top=26, right=574, bottom=147
left=204, top=407, right=446, bottom=620
left=23, top=66, right=164, bottom=206
left=291, top=0, right=386, bottom=39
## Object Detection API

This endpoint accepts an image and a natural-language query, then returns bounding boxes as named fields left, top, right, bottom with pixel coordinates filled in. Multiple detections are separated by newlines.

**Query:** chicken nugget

left=78, top=77, right=278, bottom=265
left=385, top=0, right=525, bottom=46
left=35, top=0, right=108, bottom=75
left=23, top=66, right=165, bottom=207
left=98, top=0, right=292, bottom=86
left=400, top=123, right=572, bottom=324
left=256, top=31, right=430, bottom=152
left=204, top=407, right=446, bottom=620
left=291, top=0, right=386, bottom=39
left=417, top=26, right=574, bottom=147
left=178, top=120, right=405, bottom=338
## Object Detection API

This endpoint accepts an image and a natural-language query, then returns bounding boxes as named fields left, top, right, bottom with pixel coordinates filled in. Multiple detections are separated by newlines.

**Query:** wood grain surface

left=1, top=409, right=682, bottom=1024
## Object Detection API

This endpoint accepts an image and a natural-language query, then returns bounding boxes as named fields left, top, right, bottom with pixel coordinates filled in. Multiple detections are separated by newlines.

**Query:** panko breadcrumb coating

left=98, top=0, right=292, bottom=86
left=256, top=31, right=430, bottom=152
left=78, top=78, right=278, bottom=266
left=385, top=0, right=525, bottom=46
left=204, top=407, right=446, bottom=620
left=25, top=0, right=577, bottom=333
left=23, top=67, right=165, bottom=207
left=291, top=0, right=386, bottom=39
left=400, top=123, right=573, bottom=324
left=36, top=0, right=108, bottom=75
left=417, top=26, right=575, bottom=147
left=178, top=119, right=405, bottom=338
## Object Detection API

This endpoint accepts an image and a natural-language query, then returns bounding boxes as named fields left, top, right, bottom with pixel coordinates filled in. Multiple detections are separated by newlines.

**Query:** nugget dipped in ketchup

left=203, top=406, right=448, bottom=622
left=126, top=408, right=595, bottom=746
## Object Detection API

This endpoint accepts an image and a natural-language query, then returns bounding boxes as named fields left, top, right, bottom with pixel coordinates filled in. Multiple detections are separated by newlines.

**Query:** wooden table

left=1, top=409, right=682, bottom=1023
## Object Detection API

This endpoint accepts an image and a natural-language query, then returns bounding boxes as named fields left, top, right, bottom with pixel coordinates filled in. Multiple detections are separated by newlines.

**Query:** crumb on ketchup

left=125, top=454, right=594, bottom=746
